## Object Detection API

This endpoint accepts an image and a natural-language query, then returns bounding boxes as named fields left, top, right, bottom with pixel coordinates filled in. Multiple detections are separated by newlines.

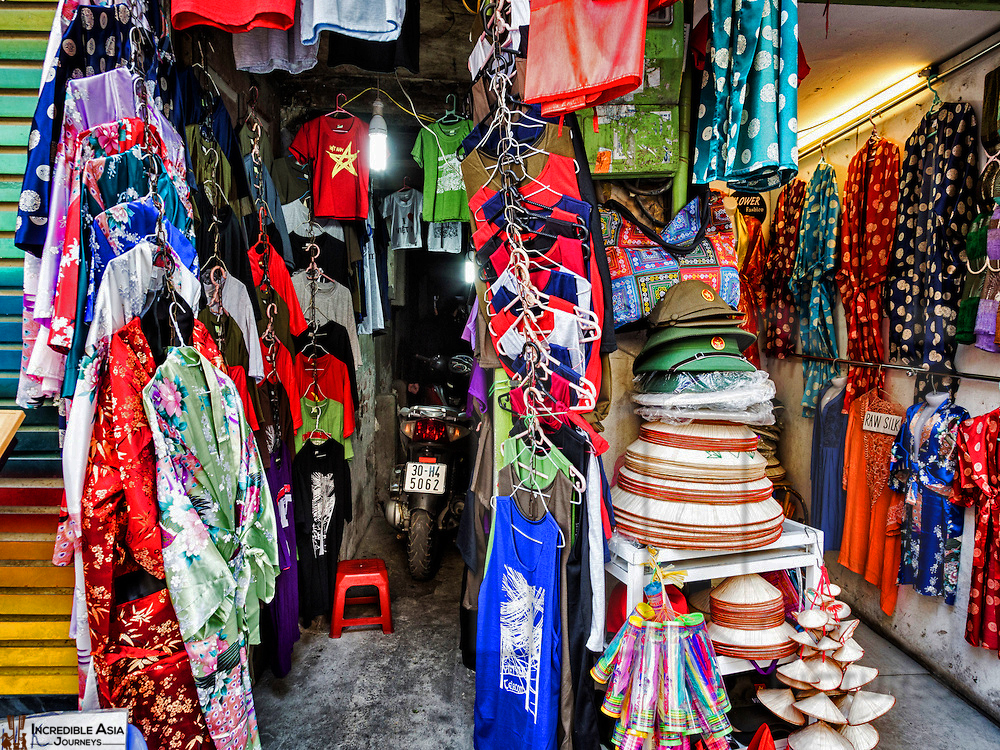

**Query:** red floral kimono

left=836, top=138, right=900, bottom=412
left=761, top=179, right=806, bottom=358
left=955, top=409, right=1000, bottom=655
left=80, top=318, right=223, bottom=749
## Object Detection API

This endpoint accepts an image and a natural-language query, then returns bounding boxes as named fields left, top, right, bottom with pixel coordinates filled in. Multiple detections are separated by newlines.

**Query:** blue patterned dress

left=692, top=0, right=799, bottom=190
left=888, top=398, right=969, bottom=604
left=789, top=163, right=840, bottom=417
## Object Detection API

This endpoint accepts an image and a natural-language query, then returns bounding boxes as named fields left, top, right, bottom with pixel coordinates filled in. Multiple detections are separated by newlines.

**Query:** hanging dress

left=955, top=410, right=1000, bottom=654
left=888, top=398, right=969, bottom=604
left=761, top=179, right=806, bottom=359
left=789, top=163, right=840, bottom=417
left=692, top=0, right=799, bottom=190
left=810, top=385, right=848, bottom=550
left=885, top=103, right=978, bottom=397
left=836, top=138, right=900, bottom=412
left=475, top=494, right=562, bottom=750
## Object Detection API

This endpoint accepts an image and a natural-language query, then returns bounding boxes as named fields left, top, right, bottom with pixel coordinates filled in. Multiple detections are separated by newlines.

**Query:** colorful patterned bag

left=602, top=192, right=739, bottom=328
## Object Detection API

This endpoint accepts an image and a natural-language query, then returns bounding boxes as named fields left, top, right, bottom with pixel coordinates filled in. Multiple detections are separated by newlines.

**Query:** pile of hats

left=756, top=584, right=894, bottom=750
left=754, top=402, right=788, bottom=484
left=706, top=574, right=798, bottom=661
left=612, top=421, right=785, bottom=550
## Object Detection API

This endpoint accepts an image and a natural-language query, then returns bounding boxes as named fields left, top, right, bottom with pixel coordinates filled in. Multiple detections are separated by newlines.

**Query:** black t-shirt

left=292, top=439, right=352, bottom=623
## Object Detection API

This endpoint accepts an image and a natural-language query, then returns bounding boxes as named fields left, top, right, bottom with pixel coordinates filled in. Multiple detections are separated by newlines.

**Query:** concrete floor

left=253, top=518, right=1000, bottom=750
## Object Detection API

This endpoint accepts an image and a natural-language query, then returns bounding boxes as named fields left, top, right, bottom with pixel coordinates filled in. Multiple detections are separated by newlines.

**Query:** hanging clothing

left=474, top=494, right=562, bottom=750
left=294, top=395, right=354, bottom=459
left=735, top=211, right=766, bottom=367
left=692, top=0, right=799, bottom=190
left=143, top=346, right=279, bottom=750
left=974, top=207, right=1000, bottom=352
left=290, top=115, right=370, bottom=220
left=300, top=0, right=406, bottom=45
left=232, top=4, right=319, bottom=75
left=171, top=0, right=293, bottom=33
left=292, top=438, right=352, bottom=623
left=888, top=398, right=969, bottom=605
left=411, top=120, right=473, bottom=222
left=810, top=386, right=848, bottom=550
left=382, top=187, right=423, bottom=249
left=839, top=389, right=905, bottom=616
left=885, top=103, right=979, bottom=396
left=836, top=138, right=900, bottom=412
left=761, top=179, right=806, bottom=359
left=789, top=163, right=840, bottom=417
left=262, top=442, right=299, bottom=678
left=955, top=410, right=1000, bottom=655
left=291, top=271, right=360, bottom=363
left=324, top=0, right=419, bottom=73
left=957, top=211, right=990, bottom=345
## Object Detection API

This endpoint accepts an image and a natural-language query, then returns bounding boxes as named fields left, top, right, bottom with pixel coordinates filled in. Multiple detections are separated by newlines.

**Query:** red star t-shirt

left=290, top=114, right=370, bottom=220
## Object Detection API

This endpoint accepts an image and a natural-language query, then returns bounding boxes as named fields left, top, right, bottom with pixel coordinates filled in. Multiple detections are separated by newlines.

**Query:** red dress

left=955, top=410, right=1000, bottom=654
left=836, top=139, right=900, bottom=412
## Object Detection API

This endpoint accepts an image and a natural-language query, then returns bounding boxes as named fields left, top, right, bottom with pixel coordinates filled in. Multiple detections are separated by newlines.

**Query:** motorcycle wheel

left=407, top=509, right=436, bottom=581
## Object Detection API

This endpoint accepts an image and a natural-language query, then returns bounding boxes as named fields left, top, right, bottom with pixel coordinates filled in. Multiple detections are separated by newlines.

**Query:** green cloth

left=411, top=120, right=473, bottom=222
left=957, top=212, right=990, bottom=344
left=295, top=395, right=354, bottom=460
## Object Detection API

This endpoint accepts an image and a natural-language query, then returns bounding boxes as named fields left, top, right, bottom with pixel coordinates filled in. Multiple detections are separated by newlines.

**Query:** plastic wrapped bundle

left=632, top=370, right=776, bottom=424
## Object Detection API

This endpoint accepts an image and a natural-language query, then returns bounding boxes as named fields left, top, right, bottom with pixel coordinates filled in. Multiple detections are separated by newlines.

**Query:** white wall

left=765, top=37, right=1000, bottom=717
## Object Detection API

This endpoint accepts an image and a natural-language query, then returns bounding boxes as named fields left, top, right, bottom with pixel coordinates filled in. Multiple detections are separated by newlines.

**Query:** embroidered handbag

left=602, top=191, right=740, bottom=328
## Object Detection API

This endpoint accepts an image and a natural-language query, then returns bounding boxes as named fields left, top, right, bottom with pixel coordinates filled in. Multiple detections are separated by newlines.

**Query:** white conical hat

left=804, top=657, right=844, bottom=691
left=757, top=688, right=806, bottom=726
left=839, top=664, right=878, bottom=691
left=797, top=608, right=830, bottom=629
left=835, top=692, right=854, bottom=715
left=711, top=573, right=783, bottom=606
left=777, top=672, right=818, bottom=690
left=791, top=630, right=820, bottom=648
left=788, top=721, right=854, bottom=750
left=833, top=638, right=864, bottom=664
left=839, top=723, right=879, bottom=750
left=828, top=600, right=852, bottom=620
left=778, top=659, right=819, bottom=686
left=793, top=693, right=848, bottom=724
left=833, top=619, right=860, bottom=643
left=814, top=636, right=844, bottom=652
left=847, top=691, right=895, bottom=725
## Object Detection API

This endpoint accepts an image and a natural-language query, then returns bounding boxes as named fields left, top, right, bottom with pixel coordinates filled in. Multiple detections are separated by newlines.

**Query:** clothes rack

left=789, top=352, right=1000, bottom=385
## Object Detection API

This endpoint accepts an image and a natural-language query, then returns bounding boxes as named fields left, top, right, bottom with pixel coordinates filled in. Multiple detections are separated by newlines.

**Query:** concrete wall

left=763, top=36, right=1000, bottom=719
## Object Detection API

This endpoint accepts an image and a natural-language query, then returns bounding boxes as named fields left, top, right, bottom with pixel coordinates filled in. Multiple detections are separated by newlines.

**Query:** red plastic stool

left=330, top=558, right=393, bottom=638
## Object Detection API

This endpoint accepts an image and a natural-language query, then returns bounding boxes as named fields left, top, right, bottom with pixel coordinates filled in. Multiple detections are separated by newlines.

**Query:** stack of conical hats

left=757, top=585, right=894, bottom=750
left=706, top=574, right=797, bottom=660
left=611, top=421, right=784, bottom=550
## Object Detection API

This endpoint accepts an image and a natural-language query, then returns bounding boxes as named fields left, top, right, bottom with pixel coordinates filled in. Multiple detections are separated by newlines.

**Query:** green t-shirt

left=295, top=396, right=354, bottom=460
left=411, top=120, right=473, bottom=222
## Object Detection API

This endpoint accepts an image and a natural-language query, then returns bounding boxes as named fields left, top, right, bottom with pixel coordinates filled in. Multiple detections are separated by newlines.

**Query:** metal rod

left=787, top=352, right=1000, bottom=385
left=800, top=34, right=1000, bottom=158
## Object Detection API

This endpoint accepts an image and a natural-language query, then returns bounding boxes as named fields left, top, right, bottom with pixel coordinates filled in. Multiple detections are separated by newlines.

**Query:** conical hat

left=813, top=636, right=843, bottom=652
left=757, top=688, right=806, bottom=726
left=793, top=693, right=848, bottom=724
left=828, top=600, right=852, bottom=620
left=847, top=691, right=895, bottom=725
left=777, top=673, right=818, bottom=690
left=838, top=723, right=879, bottom=750
left=797, top=609, right=830, bottom=629
left=711, top=574, right=783, bottom=607
left=688, top=588, right=712, bottom=615
left=788, top=721, right=854, bottom=750
left=708, top=622, right=798, bottom=659
left=617, top=467, right=775, bottom=503
left=834, top=693, right=854, bottom=715
left=833, top=619, right=860, bottom=643
left=833, top=638, right=864, bottom=664
left=777, top=659, right=819, bottom=686
left=804, top=657, right=844, bottom=691
left=840, top=664, right=878, bottom=691
left=639, top=421, right=759, bottom=450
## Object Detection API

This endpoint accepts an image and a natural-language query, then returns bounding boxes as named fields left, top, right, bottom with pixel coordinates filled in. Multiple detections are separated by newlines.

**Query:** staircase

left=0, top=480, right=77, bottom=696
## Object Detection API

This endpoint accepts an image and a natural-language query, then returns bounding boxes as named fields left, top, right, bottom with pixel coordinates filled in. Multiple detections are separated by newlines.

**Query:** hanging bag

left=602, top=190, right=740, bottom=328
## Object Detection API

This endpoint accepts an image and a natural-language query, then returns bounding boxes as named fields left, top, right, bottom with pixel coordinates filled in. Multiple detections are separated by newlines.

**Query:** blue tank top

left=474, top=495, right=562, bottom=750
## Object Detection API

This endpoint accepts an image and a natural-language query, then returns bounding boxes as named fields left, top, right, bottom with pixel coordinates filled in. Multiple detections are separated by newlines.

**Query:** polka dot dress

left=836, top=138, right=900, bottom=413
left=790, top=162, right=840, bottom=417
left=885, top=102, right=979, bottom=397
left=692, top=0, right=800, bottom=191
left=762, top=179, right=807, bottom=360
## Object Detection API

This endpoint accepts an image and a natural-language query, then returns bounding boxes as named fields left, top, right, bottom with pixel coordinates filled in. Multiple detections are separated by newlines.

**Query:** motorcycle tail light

left=401, top=420, right=416, bottom=439
left=414, top=419, right=448, bottom=442
left=447, top=424, right=470, bottom=442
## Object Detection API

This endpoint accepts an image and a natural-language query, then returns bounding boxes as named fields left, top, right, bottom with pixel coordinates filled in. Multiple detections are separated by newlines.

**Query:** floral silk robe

left=144, top=346, right=279, bottom=750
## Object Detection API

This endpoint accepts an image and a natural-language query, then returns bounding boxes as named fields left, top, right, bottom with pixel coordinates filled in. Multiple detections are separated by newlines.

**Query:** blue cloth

left=89, top=197, right=199, bottom=322
left=692, top=0, right=799, bottom=191
left=790, top=162, right=840, bottom=417
left=475, top=495, right=561, bottom=750
left=810, top=385, right=848, bottom=550
left=888, top=398, right=970, bottom=604
left=16, top=6, right=136, bottom=254
left=126, top=724, right=148, bottom=750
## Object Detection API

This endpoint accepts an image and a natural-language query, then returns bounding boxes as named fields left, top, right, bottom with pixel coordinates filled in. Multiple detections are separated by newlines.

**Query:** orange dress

left=839, top=390, right=905, bottom=615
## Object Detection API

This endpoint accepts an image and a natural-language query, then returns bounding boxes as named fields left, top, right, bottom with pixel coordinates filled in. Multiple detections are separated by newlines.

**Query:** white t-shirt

left=427, top=221, right=463, bottom=253
left=300, top=0, right=406, bottom=45
left=382, top=188, right=423, bottom=249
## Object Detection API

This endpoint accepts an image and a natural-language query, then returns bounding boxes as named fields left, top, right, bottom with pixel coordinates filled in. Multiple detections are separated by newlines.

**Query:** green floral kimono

left=143, top=346, right=279, bottom=750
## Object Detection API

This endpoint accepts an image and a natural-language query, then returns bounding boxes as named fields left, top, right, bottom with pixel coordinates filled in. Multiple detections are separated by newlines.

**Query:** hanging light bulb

left=369, top=96, right=388, bottom=173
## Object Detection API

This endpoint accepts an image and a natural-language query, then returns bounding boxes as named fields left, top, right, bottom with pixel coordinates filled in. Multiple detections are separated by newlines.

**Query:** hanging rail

left=786, top=352, right=1000, bottom=385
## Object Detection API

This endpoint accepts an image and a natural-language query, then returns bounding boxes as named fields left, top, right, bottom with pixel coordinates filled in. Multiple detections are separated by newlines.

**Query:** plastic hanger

left=396, top=176, right=412, bottom=193
left=437, top=94, right=463, bottom=126
left=326, top=93, right=354, bottom=121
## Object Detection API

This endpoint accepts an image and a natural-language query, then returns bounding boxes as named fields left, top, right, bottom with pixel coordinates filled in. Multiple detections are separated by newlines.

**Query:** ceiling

left=797, top=4, right=1000, bottom=132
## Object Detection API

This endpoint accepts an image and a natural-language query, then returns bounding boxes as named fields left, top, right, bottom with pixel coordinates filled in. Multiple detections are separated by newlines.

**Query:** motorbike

left=383, top=353, right=475, bottom=580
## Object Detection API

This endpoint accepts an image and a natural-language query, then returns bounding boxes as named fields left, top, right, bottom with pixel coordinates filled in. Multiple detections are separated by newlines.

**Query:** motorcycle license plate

left=403, top=462, right=447, bottom=495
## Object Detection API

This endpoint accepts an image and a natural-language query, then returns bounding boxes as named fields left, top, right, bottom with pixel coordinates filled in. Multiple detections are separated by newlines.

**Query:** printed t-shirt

left=296, top=395, right=354, bottom=459
left=290, top=115, right=369, bottom=220
left=382, top=188, right=423, bottom=249
left=411, top=120, right=474, bottom=222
